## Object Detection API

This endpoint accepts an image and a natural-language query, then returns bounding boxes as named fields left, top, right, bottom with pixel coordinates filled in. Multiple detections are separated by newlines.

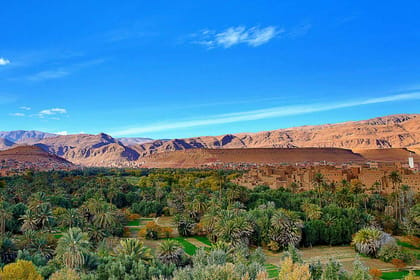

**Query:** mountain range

left=0, top=114, right=418, bottom=167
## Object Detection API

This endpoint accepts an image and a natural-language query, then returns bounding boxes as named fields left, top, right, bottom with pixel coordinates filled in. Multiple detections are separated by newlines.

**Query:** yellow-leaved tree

left=0, top=260, right=43, bottom=280
left=278, top=257, right=311, bottom=280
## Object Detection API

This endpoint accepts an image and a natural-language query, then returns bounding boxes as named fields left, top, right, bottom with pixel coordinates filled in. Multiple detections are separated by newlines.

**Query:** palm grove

left=0, top=168, right=418, bottom=279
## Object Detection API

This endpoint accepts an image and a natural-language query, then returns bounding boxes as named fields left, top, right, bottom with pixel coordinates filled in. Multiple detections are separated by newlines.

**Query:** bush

left=378, top=242, right=417, bottom=265
left=0, top=260, right=43, bottom=280
left=138, top=221, right=173, bottom=240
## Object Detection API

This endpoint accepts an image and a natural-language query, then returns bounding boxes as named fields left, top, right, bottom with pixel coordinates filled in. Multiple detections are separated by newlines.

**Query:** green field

left=381, top=270, right=420, bottom=279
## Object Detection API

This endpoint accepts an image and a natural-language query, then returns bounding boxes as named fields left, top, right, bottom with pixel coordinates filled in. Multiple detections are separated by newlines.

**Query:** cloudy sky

left=1, top=1, right=419, bottom=138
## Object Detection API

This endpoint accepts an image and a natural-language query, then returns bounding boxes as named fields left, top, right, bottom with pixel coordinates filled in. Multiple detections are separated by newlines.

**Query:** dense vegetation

left=0, top=168, right=418, bottom=279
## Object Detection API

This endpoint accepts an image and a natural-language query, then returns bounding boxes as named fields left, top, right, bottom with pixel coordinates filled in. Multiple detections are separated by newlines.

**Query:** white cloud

left=112, top=92, right=420, bottom=136
left=20, top=106, right=31, bottom=110
left=10, top=113, right=25, bottom=117
left=39, top=108, right=67, bottom=115
left=195, top=26, right=281, bottom=48
left=37, top=108, right=68, bottom=119
left=55, top=131, right=68, bottom=135
left=0, top=58, right=10, bottom=65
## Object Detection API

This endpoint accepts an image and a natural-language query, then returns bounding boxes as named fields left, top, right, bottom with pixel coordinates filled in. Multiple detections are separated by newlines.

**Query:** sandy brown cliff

left=133, top=114, right=419, bottom=155
left=0, top=114, right=418, bottom=167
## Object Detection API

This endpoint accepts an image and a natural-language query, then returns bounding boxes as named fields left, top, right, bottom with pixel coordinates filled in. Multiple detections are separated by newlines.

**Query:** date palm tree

left=20, top=209, right=38, bottom=232
left=60, top=208, right=84, bottom=228
left=158, top=239, right=184, bottom=266
left=269, top=210, right=303, bottom=249
left=116, top=239, right=153, bottom=263
left=35, top=203, right=54, bottom=231
left=55, top=227, right=91, bottom=269
left=351, top=228, right=393, bottom=257
left=0, top=203, right=11, bottom=234
left=213, top=211, right=254, bottom=246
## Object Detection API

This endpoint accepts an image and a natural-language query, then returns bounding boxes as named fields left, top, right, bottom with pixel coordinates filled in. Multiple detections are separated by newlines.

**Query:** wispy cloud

left=0, top=58, right=10, bottom=66
left=32, top=108, right=68, bottom=120
left=39, top=108, right=67, bottom=116
left=26, top=70, right=69, bottom=81
left=112, top=92, right=420, bottom=136
left=19, top=106, right=31, bottom=110
left=194, top=26, right=281, bottom=48
left=15, top=58, right=105, bottom=82
left=9, top=112, right=25, bottom=117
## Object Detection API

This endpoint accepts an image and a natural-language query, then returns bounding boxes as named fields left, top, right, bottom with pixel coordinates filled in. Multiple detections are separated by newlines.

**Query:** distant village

left=0, top=158, right=74, bottom=176
left=223, top=158, right=420, bottom=194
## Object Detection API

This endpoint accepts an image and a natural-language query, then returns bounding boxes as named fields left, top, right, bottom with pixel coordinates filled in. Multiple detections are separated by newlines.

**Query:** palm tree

left=269, top=210, right=303, bottom=249
left=28, top=192, right=47, bottom=211
left=351, top=228, right=393, bottom=257
left=60, top=208, right=84, bottom=229
left=116, top=239, right=153, bottom=263
left=20, top=209, right=38, bottom=232
left=313, top=173, right=325, bottom=206
left=301, top=202, right=321, bottom=221
left=55, top=227, right=91, bottom=269
left=92, top=210, right=117, bottom=230
left=35, top=203, right=54, bottom=231
left=389, top=171, right=402, bottom=221
left=372, top=181, right=381, bottom=194
left=158, top=239, right=184, bottom=266
left=213, top=211, right=254, bottom=246
left=86, top=226, right=106, bottom=244
left=0, top=203, right=11, bottom=234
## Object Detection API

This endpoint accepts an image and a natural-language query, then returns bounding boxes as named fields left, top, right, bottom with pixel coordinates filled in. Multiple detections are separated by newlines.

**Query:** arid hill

left=0, top=145, right=74, bottom=173
left=354, top=148, right=420, bottom=162
left=140, top=148, right=366, bottom=168
left=0, top=114, right=418, bottom=167
left=133, top=114, right=420, bottom=157
left=34, top=133, right=140, bottom=166
left=0, top=138, right=15, bottom=150
left=0, top=130, right=56, bottom=144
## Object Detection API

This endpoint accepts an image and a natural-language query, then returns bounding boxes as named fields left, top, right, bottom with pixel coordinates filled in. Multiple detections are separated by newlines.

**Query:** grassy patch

left=53, top=234, right=63, bottom=239
left=193, top=236, right=212, bottom=246
left=127, top=220, right=141, bottom=226
left=169, top=237, right=197, bottom=255
left=381, top=270, right=420, bottom=280
left=264, top=264, right=279, bottom=279
left=397, top=240, right=420, bottom=250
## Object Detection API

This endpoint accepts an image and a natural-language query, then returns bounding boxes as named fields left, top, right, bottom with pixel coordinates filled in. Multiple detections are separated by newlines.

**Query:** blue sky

left=1, top=1, right=420, bottom=139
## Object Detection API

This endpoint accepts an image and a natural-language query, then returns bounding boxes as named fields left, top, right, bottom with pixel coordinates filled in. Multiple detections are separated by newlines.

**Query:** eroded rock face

left=0, top=114, right=418, bottom=167
left=34, top=133, right=140, bottom=166
left=134, top=114, right=420, bottom=155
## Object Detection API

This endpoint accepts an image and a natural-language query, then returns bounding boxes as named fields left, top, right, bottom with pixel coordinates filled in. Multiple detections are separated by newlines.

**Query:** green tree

left=55, top=227, right=91, bottom=269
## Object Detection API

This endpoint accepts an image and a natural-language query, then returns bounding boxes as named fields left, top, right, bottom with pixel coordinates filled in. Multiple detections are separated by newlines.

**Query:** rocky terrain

left=34, top=133, right=140, bottom=166
left=0, top=146, right=74, bottom=175
left=0, top=130, right=56, bottom=144
left=0, top=114, right=418, bottom=167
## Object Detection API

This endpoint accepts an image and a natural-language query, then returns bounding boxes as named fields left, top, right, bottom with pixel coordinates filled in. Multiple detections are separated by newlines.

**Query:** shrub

left=0, top=260, right=43, bottom=280
left=49, top=268, right=80, bottom=280
left=369, top=268, right=382, bottom=280
left=138, top=221, right=173, bottom=240
left=391, top=259, right=406, bottom=271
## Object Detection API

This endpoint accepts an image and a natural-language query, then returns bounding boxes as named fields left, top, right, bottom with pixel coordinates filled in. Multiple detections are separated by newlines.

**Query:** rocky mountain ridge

left=0, top=114, right=418, bottom=167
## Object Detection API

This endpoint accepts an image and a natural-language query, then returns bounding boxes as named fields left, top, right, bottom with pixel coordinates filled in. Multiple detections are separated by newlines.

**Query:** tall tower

left=408, top=152, right=414, bottom=169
